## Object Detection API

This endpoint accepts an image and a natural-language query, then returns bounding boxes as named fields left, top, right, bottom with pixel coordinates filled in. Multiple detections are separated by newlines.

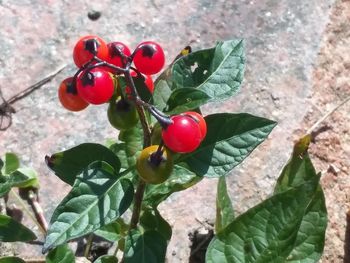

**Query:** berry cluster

left=58, top=35, right=207, bottom=184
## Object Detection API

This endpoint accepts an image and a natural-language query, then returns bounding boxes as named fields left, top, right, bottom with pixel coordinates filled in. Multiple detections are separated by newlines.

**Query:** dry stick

left=306, top=95, right=350, bottom=135
left=6, top=65, right=67, bottom=105
left=28, top=190, right=48, bottom=232
left=10, top=189, right=46, bottom=235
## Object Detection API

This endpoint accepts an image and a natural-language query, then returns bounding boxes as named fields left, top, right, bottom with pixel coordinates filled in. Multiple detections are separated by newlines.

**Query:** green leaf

left=275, top=135, right=315, bottom=193
left=143, top=165, right=202, bottom=207
left=275, top=135, right=327, bottom=262
left=285, top=186, right=327, bottom=262
left=152, top=80, right=173, bottom=111
left=178, top=113, right=276, bottom=177
left=95, top=218, right=128, bottom=242
left=164, top=88, right=211, bottom=114
left=140, top=207, right=172, bottom=241
left=0, top=158, right=4, bottom=173
left=1, top=153, right=20, bottom=175
left=0, top=214, right=36, bottom=242
left=206, top=182, right=319, bottom=263
left=45, top=143, right=121, bottom=186
left=113, top=124, right=143, bottom=171
left=46, top=244, right=75, bottom=263
left=0, top=169, right=39, bottom=197
left=43, top=161, right=134, bottom=253
left=215, top=177, right=234, bottom=233
left=0, top=257, right=25, bottom=263
left=172, top=40, right=245, bottom=101
left=12, top=168, right=39, bottom=188
left=95, top=255, right=118, bottom=263
left=124, top=229, right=167, bottom=263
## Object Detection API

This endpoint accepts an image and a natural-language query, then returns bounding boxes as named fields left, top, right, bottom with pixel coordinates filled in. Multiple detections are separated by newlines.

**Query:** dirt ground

left=0, top=0, right=349, bottom=262
left=297, top=1, right=350, bottom=262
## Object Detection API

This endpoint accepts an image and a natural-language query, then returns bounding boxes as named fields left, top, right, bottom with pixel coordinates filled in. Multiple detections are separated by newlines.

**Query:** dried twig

left=306, top=95, right=350, bottom=136
left=0, top=65, right=66, bottom=130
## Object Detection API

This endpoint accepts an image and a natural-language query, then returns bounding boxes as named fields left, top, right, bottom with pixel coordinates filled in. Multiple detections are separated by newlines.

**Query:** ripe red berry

left=144, top=74, right=154, bottom=93
left=162, top=115, right=202, bottom=153
left=58, top=77, right=89, bottom=111
left=184, top=111, right=207, bottom=140
left=73, top=35, right=108, bottom=68
left=133, top=41, right=165, bottom=75
left=107, top=42, right=131, bottom=68
left=76, top=68, right=115, bottom=105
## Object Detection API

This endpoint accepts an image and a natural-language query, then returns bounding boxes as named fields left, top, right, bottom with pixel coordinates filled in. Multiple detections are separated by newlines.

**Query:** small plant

left=0, top=35, right=327, bottom=263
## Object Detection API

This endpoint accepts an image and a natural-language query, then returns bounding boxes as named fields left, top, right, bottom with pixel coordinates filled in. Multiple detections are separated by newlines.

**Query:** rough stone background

left=0, top=0, right=349, bottom=262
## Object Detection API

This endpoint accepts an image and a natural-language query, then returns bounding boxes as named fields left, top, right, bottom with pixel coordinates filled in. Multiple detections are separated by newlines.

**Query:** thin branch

left=10, top=189, right=46, bottom=235
left=306, top=95, right=350, bottom=135
left=6, top=65, right=67, bottom=105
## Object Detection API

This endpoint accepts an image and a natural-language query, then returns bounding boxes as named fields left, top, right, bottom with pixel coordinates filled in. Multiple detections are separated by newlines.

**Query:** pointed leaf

left=0, top=214, right=36, bottom=242
left=286, top=186, right=327, bottom=262
left=43, top=161, right=134, bottom=252
left=0, top=257, right=25, bottom=263
left=140, top=207, right=172, bottom=241
left=1, top=153, right=20, bottom=175
left=0, top=158, right=3, bottom=173
left=178, top=113, right=276, bottom=177
left=152, top=80, right=173, bottom=111
left=11, top=168, right=39, bottom=188
left=124, top=229, right=167, bottom=263
left=143, top=165, right=202, bottom=207
left=275, top=135, right=327, bottom=262
left=172, top=40, right=245, bottom=101
left=95, top=218, right=128, bottom=242
left=46, top=244, right=75, bottom=263
left=215, top=177, right=235, bottom=233
left=165, top=88, right=211, bottom=114
left=95, top=255, right=118, bottom=263
left=206, top=182, right=319, bottom=263
left=45, top=143, right=121, bottom=186
left=115, top=124, right=143, bottom=171
left=275, top=135, right=315, bottom=193
left=0, top=168, right=39, bottom=197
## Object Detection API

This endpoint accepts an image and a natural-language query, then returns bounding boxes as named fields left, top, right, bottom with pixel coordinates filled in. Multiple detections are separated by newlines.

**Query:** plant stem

left=10, top=189, right=47, bottom=235
left=84, top=233, right=94, bottom=258
left=121, top=64, right=152, bottom=262
left=129, top=180, right=146, bottom=229
left=28, top=190, right=48, bottom=232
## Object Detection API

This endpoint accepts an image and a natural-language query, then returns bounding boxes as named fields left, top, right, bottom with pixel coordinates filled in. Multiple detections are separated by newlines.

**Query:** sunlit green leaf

left=215, top=177, right=234, bottom=233
left=172, top=40, right=245, bottom=101
left=43, top=161, right=134, bottom=252
left=165, top=88, right=211, bottom=114
left=143, top=165, right=202, bottom=207
left=178, top=113, right=276, bottom=177
left=45, top=143, right=121, bottom=186
left=206, top=182, right=319, bottom=263
left=0, top=257, right=25, bottom=263
left=1, top=153, right=20, bottom=175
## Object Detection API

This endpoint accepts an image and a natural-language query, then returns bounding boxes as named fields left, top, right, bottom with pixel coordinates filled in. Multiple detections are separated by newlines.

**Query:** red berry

left=184, top=111, right=207, bottom=140
left=144, top=74, right=154, bottom=93
left=76, top=68, right=115, bottom=105
left=162, top=115, right=202, bottom=153
left=58, top=77, right=89, bottom=111
left=107, top=42, right=131, bottom=68
left=73, top=35, right=108, bottom=68
left=133, top=41, right=165, bottom=75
